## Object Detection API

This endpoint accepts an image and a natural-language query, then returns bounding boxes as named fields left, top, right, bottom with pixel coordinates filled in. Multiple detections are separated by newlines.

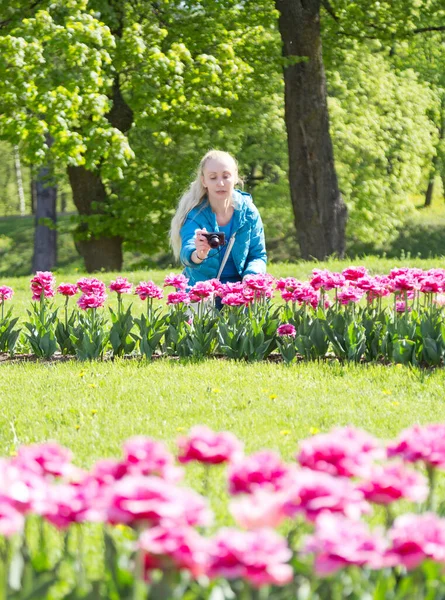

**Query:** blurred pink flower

left=122, top=436, right=183, bottom=482
left=107, top=475, right=212, bottom=527
left=135, top=281, right=163, bottom=301
left=164, top=273, right=189, bottom=290
left=109, top=277, right=132, bottom=295
left=230, top=489, right=288, bottom=529
left=13, top=442, right=73, bottom=478
left=140, top=525, right=209, bottom=578
left=167, top=291, right=190, bottom=305
left=0, top=286, right=13, bottom=301
left=395, top=300, right=411, bottom=313
left=435, top=293, right=445, bottom=307
left=243, top=274, right=275, bottom=298
left=76, top=277, right=106, bottom=296
left=0, top=500, right=25, bottom=537
left=57, top=283, right=78, bottom=297
left=177, top=426, right=243, bottom=465
left=387, top=275, right=418, bottom=293
left=282, top=468, right=370, bottom=522
left=342, top=266, right=368, bottom=281
left=357, top=462, right=428, bottom=505
left=228, top=450, right=290, bottom=495
left=387, top=424, right=445, bottom=469
left=387, top=513, right=445, bottom=570
left=219, top=281, right=244, bottom=297
left=0, top=459, right=48, bottom=514
left=77, top=293, right=107, bottom=310
left=419, top=277, right=443, bottom=294
left=277, top=323, right=296, bottom=338
left=297, top=426, right=383, bottom=478
left=304, top=513, right=390, bottom=576
left=30, top=271, right=56, bottom=301
left=207, top=528, right=292, bottom=588
left=40, top=479, right=106, bottom=528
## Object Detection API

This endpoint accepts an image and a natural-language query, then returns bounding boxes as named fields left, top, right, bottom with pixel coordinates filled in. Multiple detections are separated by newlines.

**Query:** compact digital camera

left=203, top=232, right=226, bottom=248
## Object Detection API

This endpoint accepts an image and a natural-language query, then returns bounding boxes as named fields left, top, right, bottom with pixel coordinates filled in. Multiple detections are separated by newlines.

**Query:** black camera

left=203, top=232, right=226, bottom=248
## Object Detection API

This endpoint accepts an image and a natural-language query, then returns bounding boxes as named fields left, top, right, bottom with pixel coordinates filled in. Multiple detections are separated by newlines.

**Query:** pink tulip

left=177, top=426, right=243, bottom=465
left=277, top=323, right=296, bottom=338
left=228, top=450, right=290, bottom=495
left=0, top=500, right=25, bottom=537
left=387, top=513, right=445, bottom=570
left=107, top=475, right=212, bottom=527
left=282, top=468, right=370, bottom=522
left=57, top=283, right=78, bottom=297
left=304, top=513, right=390, bottom=576
left=357, top=462, right=428, bottom=505
left=13, top=442, right=73, bottom=478
left=77, top=293, right=107, bottom=310
left=166, top=291, right=190, bottom=305
left=109, top=277, right=132, bottom=295
left=30, top=271, right=56, bottom=300
left=387, top=424, right=445, bottom=469
left=310, top=269, right=345, bottom=291
left=342, top=266, right=368, bottom=281
left=122, top=437, right=183, bottom=482
left=221, top=293, right=247, bottom=307
left=275, top=277, right=301, bottom=293
left=337, top=287, right=365, bottom=305
left=0, top=286, right=13, bottom=301
left=76, top=277, right=106, bottom=296
left=163, top=273, right=189, bottom=290
left=297, top=426, right=383, bottom=478
left=207, top=528, right=292, bottom=588
left=140, top=525, right=209, bottom=578
left=230, top=489, right=288, bottom=529
left=188, top=281, right=214, bottom=303
left=135, top=281, right=163, bottom=300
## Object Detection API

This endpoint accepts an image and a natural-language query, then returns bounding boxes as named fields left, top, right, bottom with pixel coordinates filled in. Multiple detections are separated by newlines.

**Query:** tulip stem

left=426, top=463, right=436, bottom=511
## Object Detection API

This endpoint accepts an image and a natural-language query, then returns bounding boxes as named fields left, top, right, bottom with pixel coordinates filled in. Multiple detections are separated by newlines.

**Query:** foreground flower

left=388, top=513, right=445, bottom=570
left=207, top=528, right=293, bottom=588
left=283, top=468, right=370, bottom=522
left=57, top=283, right=78, bottom=297
left=357, top=462, right=428, bottom=505
left=342, top=266, right=368, bottom=281
left=189, top=281, right=214, bottom=303
left=30, top=271, right=56, bottom=300
left=13, top=442, right=73, bottom=478
left=164, top=273, right=188, bottom=291
left=228, top=451, right=290, bottom=495
left=0, top=286, right=13, bottom=302
left=122, top=437, right=183, bottom=482
left=107, top=476, right=212, bottom=527
left=134, top=281, right=163, bottom=300
left=304, top=513, right=389, bottom=576
left=230, top=489, right=288, bottom=529
left=0, top=500, right=25, bottom=537
left=387, top=424, right=445, bottom=469
left=297, top=427, right=383, bottom=478
left=109, top=277, right=132, bottom=295
left=177, top=426, right=243, bottom=465
left=277, top=323, right=296, bottom=338
left=140, top=525, right=209, bottom=578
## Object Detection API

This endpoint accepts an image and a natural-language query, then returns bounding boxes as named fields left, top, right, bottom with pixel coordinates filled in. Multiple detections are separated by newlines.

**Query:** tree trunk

left=275, top=0, right=347, bottom=259
left=32, top=164, right=57, bottom=273
left=67, top=76, right=133, bottom=273
left=13, top=145, right=26, bottom=216
left=424, top=160, right=437, bottom=207
left=67, top=165, right=123, bottom=272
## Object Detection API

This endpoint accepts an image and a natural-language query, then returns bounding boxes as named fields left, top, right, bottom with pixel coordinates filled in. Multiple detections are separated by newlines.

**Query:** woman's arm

left=242, top=207, right=267, bottom=277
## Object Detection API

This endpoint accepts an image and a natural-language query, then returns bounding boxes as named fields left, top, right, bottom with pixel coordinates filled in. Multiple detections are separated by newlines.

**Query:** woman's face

left=201, top=158, right=236, bottom=206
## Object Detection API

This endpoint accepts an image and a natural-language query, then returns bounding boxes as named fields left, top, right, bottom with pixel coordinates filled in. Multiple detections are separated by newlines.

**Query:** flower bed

left=1, top=267, right=445, bottom=364
left=1, top=424, right=445, bottom=598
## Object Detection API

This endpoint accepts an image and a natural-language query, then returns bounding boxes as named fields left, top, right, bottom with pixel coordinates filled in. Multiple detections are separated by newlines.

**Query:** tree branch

left=413, top=25, right=445, bottom=34
left=0, top=0, right=44, bottom=29
left=321, top=0, right=339, bottom=22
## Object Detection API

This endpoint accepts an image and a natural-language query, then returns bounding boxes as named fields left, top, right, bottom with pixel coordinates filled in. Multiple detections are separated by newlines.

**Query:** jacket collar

left=198, top=190, right=247, bottom=232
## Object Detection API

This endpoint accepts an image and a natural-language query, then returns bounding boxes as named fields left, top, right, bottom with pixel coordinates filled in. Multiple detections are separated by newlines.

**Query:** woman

left=170, top=150, right=267, bottom=287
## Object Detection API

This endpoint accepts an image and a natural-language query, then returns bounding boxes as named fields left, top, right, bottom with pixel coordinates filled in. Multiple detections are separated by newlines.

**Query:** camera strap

left=216, top=232, right=237, bottom=280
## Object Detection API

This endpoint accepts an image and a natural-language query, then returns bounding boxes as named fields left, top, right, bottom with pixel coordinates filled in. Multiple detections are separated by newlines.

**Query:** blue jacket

left=179, top=190, right=267, bottom=286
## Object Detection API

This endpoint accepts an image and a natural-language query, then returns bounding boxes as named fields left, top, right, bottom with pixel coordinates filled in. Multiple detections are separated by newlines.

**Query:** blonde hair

left=170, top=150, right=240, bottom=259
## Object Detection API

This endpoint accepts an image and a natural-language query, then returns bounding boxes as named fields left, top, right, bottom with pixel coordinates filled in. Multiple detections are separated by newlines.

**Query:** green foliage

left=0, top=305, right=21, bottom=354
left=327, top=44, right=437, bottom=247
left=70, top=308, right=109, bottom=361
left=132, top=307, right=167, bottom=360
left=23, top=298, right=58, bottom=358
left=108, top=302, right=136, bottom=358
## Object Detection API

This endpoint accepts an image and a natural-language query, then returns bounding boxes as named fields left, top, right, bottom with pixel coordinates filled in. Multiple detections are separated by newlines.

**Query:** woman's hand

left=194, top=228, right=211, bottom=260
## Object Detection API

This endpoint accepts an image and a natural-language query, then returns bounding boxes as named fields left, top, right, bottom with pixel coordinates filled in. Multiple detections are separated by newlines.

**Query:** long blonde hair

left=170, top=150, right=239, bottom=259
